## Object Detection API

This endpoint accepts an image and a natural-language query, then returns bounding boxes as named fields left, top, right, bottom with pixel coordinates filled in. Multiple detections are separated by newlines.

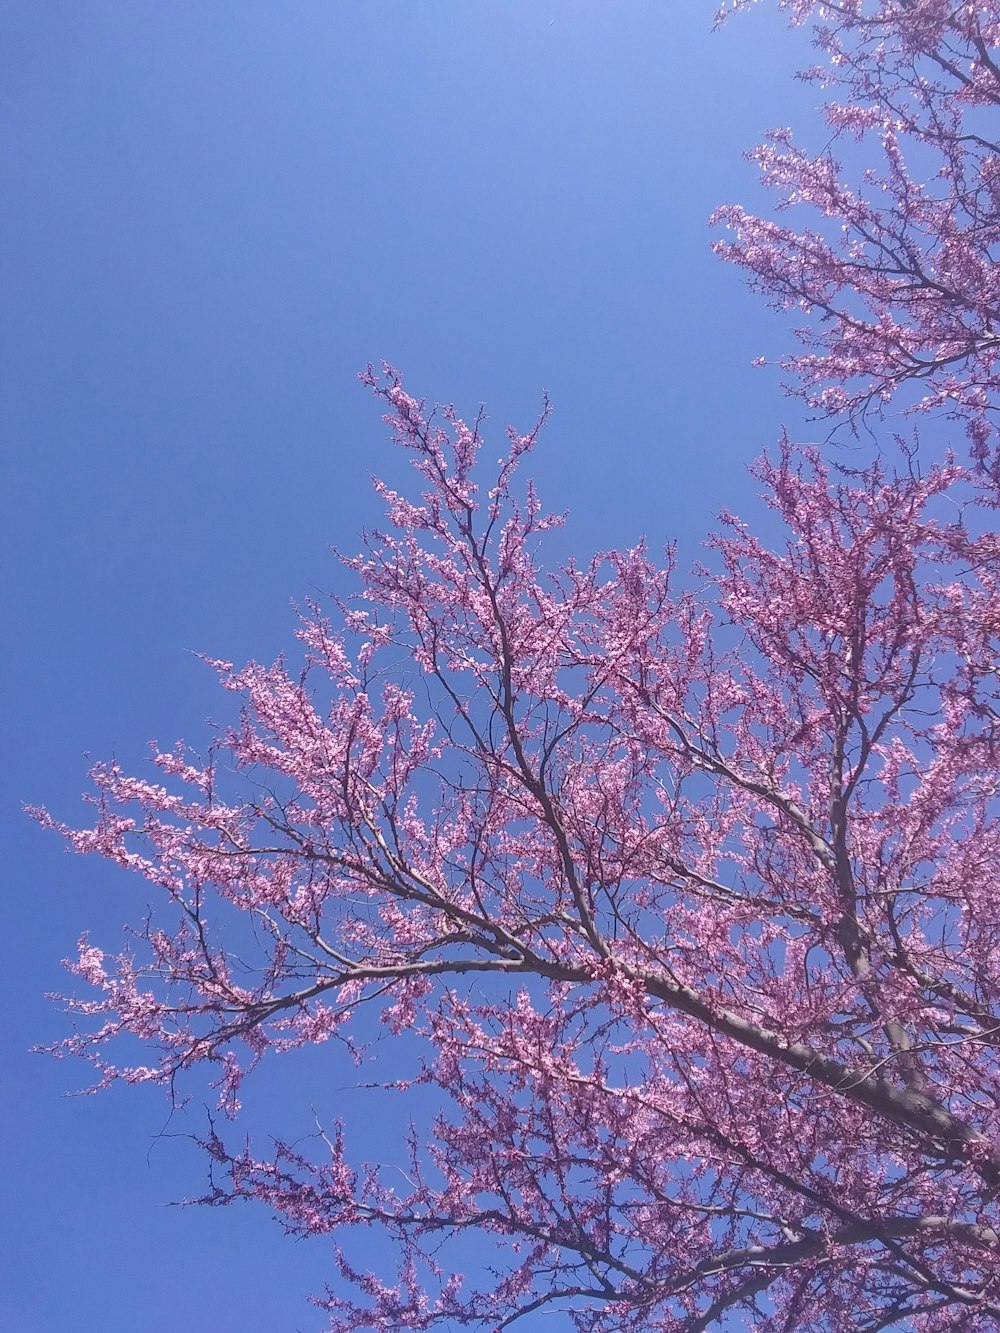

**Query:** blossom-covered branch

left=714, top=1, right=1000, bottom=475
left=38, top=369, right=1000, bottom=1329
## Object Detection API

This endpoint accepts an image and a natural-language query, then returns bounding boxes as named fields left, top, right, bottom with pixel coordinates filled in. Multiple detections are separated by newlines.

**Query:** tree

left=38, top=367, right=1000, bottom=1330
left=713, top=0, right=1000, bottom=479
left=38, top=9, right=1000, bottom=1333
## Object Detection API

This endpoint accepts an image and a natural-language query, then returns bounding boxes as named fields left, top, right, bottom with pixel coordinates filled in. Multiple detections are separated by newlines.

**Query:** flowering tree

left=39, top=6, right=1000, bottom=1332
left=39, top=366, right=1000, bottom=1329
left=713, top=0, right=1000, bottom=475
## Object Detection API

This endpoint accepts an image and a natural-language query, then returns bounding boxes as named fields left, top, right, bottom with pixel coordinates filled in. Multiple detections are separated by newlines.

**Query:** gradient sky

left=3, top=2, right=826, bottom=1328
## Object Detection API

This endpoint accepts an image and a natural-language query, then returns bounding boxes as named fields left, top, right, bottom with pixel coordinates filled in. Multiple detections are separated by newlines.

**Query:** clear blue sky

left=3, top=2, right=821, bottom=1328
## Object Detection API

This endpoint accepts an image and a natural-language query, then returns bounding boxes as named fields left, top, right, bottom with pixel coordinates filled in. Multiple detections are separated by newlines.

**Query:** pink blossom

left=715, top=1, right=1000, bottom=482
left=35, top=367, right=1000, bottom=1329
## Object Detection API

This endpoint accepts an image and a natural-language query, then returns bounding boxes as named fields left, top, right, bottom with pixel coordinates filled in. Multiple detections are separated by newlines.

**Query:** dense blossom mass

left=41, top=368, right=1000, bottom=1329
left=715, top=0, right=1000, bottom=475
left=40, top=4, right=1000, bottom=1331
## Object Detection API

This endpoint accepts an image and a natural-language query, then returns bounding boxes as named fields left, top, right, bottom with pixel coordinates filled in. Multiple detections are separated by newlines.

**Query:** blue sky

left=3, top=2, right=823, bottom=1327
